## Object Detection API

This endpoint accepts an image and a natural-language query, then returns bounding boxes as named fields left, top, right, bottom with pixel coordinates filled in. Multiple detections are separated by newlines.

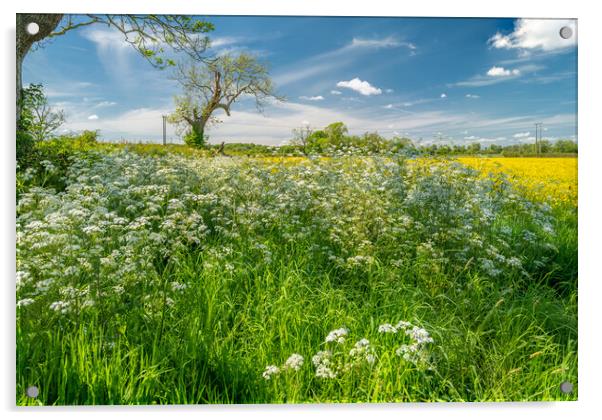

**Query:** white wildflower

left=395, top=320, right=413, bottom=331
left=325, top=327, right=348, bottom=344
left=378, top=323, right=398, bottom=334
left=49, top=300, right=70, bottom=314
left=312, top=350, right=332, bottom=367
left=17, top=298, right=35, bottom=307
left=407, top=326, right=434, bottom=344
left=262, top=365, right=280, bottom=380
left=283, top=353, right=304, bottom=371
left=349, top=338, right=376, bottom=365
left=315, top=364, right=337, bottom=379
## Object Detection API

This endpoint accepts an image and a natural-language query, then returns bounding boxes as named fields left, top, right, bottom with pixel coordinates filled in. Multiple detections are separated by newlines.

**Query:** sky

left=22, top=16, right=578, bottom=146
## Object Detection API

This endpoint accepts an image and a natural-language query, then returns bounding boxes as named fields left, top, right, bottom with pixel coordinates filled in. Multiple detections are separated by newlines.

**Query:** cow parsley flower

left=49, top=300, right=70, bottom=314
left=378, top=323, right=398, bottom=334
left=325, top=327, right=348, bottom=344
left=407, top=326, right=434, bottom=344
left=17, top=298, right=34, bottom=308
left=395, top=320, right=413, bottom=331
left=312, top=350, right=332, bottom=367
left=315, top=364, right=337, bottom=379
left=262, top=365, right=280, bottom=380
left=283, top=353, right=304, bottom=371
left=349, top=338, right=376, bottom=364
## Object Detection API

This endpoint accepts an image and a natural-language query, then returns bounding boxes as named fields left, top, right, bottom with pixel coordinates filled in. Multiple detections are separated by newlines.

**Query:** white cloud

left=95, top=101, right=117, bottom=108
left=330, top=90, right=342, bottom=95
left=350, top=36, right=416, bottom=50
left=513, top=132, right=531, bottom=138
left=487, top=66, right=521, bottom=77
left=81, top=28, right=131, bottom=51
left=299, top=95, right=325, bottom=101
left=336, top=78, right=382, bottom=96
left=210, top=36, right=242, bottom=48
left=465, top=94, right=480, bottom=99
left=385, top=89, right=394, bottom=93
left=87, top=114, right=99, bottom=120
left=454, top=65, right=536, bottom=87
left=489, top=19, right=577, bottom=52
left=464, top=135, right=477, bottom=140
left=440, top=93, right=447, bottom=98
left=383, top=104, right=394, bottom=109
left=81, top=28, right=138, bottom=86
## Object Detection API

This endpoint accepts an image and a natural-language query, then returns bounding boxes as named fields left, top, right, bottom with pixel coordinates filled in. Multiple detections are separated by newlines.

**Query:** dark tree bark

left=16, top=14, right=63, bottom=126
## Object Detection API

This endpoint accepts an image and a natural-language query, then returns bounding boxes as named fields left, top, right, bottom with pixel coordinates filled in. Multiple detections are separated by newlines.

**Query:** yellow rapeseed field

left=457, top=157, right=577, bottom=207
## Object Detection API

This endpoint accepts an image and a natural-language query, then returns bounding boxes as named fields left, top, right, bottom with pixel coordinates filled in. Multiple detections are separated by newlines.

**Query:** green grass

left=16, top=148, right=577, bottom=405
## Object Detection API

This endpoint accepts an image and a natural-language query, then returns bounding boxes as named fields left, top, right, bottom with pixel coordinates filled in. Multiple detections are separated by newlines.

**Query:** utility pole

left=162, top=115, right=167, bottom=145
left=534, top=122, right=543, bottom=157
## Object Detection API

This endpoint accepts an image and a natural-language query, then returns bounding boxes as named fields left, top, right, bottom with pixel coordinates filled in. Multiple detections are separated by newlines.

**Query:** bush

left=17, top=131, right=104, bottom=194
left=16, top=130, right=36, bottom=169
left=183, top=129, right=206, bottom=148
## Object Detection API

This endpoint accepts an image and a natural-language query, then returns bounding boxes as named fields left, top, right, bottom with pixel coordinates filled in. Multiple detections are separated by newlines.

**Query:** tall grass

left=16, top=149, right=577, bottom=404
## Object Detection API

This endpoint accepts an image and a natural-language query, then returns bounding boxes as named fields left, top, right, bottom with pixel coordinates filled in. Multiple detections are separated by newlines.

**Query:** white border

left=1, top=1, right=600, bottom=419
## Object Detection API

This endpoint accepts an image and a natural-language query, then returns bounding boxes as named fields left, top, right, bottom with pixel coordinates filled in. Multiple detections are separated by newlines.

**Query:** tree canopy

left=169, top=53, right=282, bottom=147
left=16, top=14, right=215, bottom=124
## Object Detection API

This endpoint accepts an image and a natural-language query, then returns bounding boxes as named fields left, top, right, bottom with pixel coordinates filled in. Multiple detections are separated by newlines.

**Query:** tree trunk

left=16, top=14, right=63, bottom=125
left=191, top=118, right=208, bottom=146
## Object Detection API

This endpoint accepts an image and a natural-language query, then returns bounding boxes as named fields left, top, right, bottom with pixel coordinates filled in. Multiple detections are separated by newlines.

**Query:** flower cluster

left=348, top=338, right=376, bottom=365
left=325, top=327, right=348, bottom=344
left=262, top=365, right=280, bottom=380
left=262, top=353, right=305, bottom=380
left=377, top=320, right=435, bottom=367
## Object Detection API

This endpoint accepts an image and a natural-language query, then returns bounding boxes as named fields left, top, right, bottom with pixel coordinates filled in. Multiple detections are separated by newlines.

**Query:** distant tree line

left=284, top=122, right=577, bottom=157
left=417, top=139, right=577, bottom=156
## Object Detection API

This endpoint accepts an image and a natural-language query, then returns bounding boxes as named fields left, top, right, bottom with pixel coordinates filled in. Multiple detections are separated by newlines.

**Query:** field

left=16, top=149, right=578, bottom=404
left=458, top=157, right=578, bottom=206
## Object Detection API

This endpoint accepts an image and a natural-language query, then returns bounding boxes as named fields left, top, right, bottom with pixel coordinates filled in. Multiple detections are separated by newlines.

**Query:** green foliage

left=16, top=151, right=577, bottom=404
left=17, top=131, right=103, bottom=195
left=19, top=84, right=44, bottom=131
left=19, top=83, right=65, bottom=142
left=16, top=130, right=36, bottom=169
left=183, top=128, right=206, bottom=148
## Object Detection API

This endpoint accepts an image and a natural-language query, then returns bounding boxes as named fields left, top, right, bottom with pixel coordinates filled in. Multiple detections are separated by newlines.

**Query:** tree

left=21, top=84, right=65, bottom=141
left=553, top=139, right=578, bottom=154
left=468, top=142, right=481, bottom=154
left=16, top=14, right=214, bottom=124
left=291, top=124, right=313, bottom=155
left=169, top=53, right=281, bottom=148
left=323, top=122, right=348, bottom=147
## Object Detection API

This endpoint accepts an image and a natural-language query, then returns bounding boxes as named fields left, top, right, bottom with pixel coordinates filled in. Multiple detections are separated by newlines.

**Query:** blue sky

left=22, top=16, right=577, bottom=145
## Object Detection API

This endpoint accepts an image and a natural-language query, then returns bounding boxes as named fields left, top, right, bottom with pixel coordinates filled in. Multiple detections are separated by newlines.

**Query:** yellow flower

left=457, top=157, right=577, bottom=207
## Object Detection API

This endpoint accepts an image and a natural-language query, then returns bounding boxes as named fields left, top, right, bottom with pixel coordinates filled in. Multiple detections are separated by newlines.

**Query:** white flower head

left=283, top=353, right=304, bottom=371
left=407, top=326, right=434, bottom=344
left=49, top=300, right=70, bottom=314
left=312, top=350, right=332, bottom=367
left=349, top=338, right=376, bottom=364
left=378, top=323, right=398, bottom=334
left=315, top=364, right=337, bottom=379
left=17, top=298, right=35, bottom=308
left=395, top=320, right=413, bottom=331
left=325, top=327, right=348, bottom=344
left=262, top=365, right=280, bottom=380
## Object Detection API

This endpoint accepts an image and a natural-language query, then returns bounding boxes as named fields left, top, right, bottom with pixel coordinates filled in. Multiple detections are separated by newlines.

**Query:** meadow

left=16, top=145, right=578, bottom=404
